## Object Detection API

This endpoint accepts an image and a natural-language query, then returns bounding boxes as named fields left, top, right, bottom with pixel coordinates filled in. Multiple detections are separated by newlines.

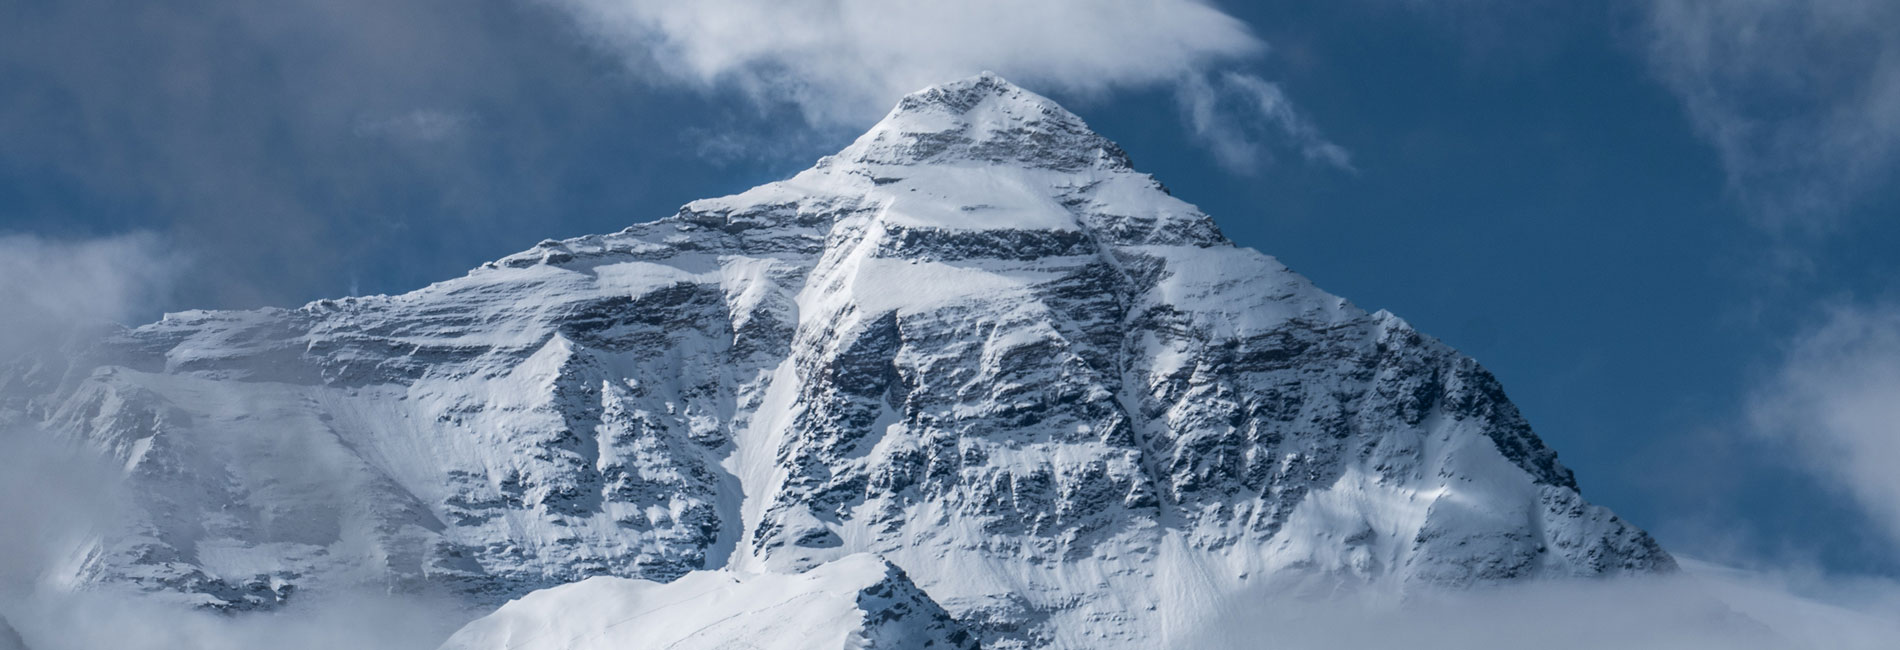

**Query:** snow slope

left=438, top=554, right=973, bottom=650
left=3, top=73, right=1672, bottom=648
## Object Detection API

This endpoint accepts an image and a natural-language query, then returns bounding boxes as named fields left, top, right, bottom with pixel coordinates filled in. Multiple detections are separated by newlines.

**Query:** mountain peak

left=828, top=72, right=1133, bottom=172
left=892, top=71, right=1036, bottom=116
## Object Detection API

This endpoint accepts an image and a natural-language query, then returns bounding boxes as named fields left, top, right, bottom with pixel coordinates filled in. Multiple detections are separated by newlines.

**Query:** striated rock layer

left=3, top=74, right=1670, bottom=647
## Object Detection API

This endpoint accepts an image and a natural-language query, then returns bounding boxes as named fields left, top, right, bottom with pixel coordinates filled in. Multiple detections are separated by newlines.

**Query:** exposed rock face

left=4, top=73, right=1670, bottom=647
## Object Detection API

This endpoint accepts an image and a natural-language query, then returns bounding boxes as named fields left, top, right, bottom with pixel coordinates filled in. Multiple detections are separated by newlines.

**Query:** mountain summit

left=827, top=71, right=1134, bottom=172
left=11, top=74, right=1670, bottom=648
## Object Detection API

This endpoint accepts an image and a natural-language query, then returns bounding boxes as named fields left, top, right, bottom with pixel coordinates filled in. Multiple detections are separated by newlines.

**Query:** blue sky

left=2, top=0, right=1897, bottom=577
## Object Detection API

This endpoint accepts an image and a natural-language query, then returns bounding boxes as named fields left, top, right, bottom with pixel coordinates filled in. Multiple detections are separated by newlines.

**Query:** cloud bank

left=1641, top=0, right=1900, bottom=228
left=545, top=0, right=1351, bottom=172
left=5, top=590, right=470, bottom=650
left=1188, top=561, right=1900, bottom=649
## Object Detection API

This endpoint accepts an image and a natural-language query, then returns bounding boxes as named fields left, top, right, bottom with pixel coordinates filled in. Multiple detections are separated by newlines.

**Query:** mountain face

left=4, top=74, right=1671, bottom=647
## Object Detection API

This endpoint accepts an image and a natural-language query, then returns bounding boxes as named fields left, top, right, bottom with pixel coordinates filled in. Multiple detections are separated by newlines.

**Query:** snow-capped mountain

left=4, top=73, right=1671, bottom=648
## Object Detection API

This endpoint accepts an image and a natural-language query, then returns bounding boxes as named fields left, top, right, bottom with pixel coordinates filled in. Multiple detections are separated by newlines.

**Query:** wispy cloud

left=353, top=109, right=475, bottom=143
left=1748, top=301, right=1900, bottom=545
left=0, top=233, right=179, bottom=358
left=1178, top=71, right=1355, bottom=174
left=1640, top=0, right=1900, bottom=230
left=543, top=0, right=1351, bottom=172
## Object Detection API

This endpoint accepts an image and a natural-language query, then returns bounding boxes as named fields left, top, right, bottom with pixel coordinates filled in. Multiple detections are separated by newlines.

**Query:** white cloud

left=5, top=589, right=470, bottom=650
left=0, top=427, right=125, bottom=596
left=1641, top=0, right=1900, bottom=228
left=0, top=233, right=173, bottom=593
left=544, top=0, right=1349, bottom=172
left=1748, top=302, right=1900, bottom=544
left=0, top=233, right=179, bottom=358
left=1179, top=71, right=1355, bottom=173
left=1188, top=560, right=1900, bottom=649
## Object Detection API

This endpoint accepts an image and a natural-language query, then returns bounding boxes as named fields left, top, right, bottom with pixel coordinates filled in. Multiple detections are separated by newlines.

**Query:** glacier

left=0, top=73, right=1671, bottom=648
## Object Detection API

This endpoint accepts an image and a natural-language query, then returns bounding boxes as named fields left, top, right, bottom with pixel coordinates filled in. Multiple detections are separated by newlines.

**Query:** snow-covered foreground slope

left=2, top=74, right=1671, bottom=648
left=438, top=554, right=973, bottom=650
